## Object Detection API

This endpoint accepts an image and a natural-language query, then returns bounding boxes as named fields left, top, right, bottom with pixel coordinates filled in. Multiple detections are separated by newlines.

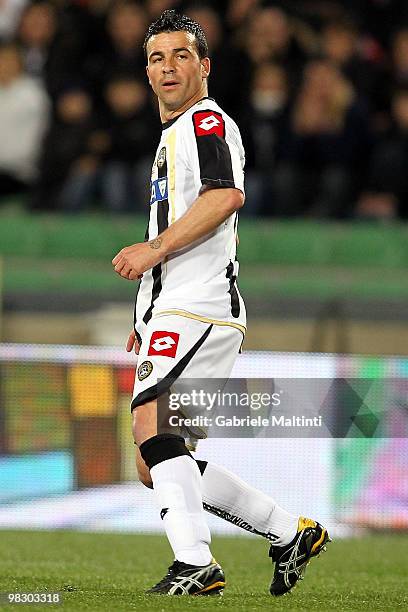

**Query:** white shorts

left=131, top=314, right=243, bottom=441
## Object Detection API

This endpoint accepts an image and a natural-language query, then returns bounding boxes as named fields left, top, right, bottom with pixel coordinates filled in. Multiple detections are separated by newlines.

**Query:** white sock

left=201, top=462, right=298, bottom=546
left=150, top=455, right=212, bottom=566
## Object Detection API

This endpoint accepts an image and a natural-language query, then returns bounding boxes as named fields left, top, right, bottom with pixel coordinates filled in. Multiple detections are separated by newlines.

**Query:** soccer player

left=112, top=9, right=329, bottom=597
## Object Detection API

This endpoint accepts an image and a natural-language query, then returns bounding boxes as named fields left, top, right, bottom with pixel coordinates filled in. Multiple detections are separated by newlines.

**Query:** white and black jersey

left=135, top=97, right=246, bottom=342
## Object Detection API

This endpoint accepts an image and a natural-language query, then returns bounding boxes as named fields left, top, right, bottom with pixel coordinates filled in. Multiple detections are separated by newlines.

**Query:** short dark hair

left=143, top=9, right=209, bottom=59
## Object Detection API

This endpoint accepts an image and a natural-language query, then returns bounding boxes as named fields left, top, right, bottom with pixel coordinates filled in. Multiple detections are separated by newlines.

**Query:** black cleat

left=269, top=517, right=330, bottom=596
left=146, top=558, right=225, bottom=596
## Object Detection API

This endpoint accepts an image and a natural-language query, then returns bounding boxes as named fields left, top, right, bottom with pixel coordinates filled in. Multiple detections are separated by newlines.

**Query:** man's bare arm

left=152, top=186, right=244, bottom=257
left=112, top=187, right=244, bottom=280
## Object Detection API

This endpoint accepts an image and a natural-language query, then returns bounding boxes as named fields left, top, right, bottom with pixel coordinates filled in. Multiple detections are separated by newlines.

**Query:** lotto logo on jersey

left=148, top=331, right=180, bottom=358
left=193, top=111, right=225, bottom=137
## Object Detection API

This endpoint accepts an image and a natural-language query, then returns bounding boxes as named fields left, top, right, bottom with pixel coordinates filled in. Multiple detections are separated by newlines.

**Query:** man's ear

left=201, top=57, right=211, bottom=79
left=146, top=65, right=152, bottom=86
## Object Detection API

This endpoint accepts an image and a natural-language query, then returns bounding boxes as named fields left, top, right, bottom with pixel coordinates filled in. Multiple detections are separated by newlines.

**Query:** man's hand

left=126, top=329, right=140, bottom=354
left=112, top=238, right=165, bottom=280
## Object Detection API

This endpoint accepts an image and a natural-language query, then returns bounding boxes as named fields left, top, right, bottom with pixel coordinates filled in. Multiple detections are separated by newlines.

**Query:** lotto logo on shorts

left=148, top=331, right=180, bottom=358
left=193, top=111, right=225, bottom=137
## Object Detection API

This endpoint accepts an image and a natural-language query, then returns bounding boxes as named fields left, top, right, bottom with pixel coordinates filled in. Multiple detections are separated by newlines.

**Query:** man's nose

left=162, top=58, right=176, bottom=73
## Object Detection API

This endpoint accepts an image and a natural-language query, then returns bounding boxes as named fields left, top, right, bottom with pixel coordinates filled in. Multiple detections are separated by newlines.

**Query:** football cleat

left=269, top=517, right=330, bottom=596
left=146, top=558, right=225, bottom=596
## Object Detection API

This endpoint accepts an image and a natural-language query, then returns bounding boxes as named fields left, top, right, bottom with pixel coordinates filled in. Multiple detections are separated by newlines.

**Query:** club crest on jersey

left=137, top=360, right=153, bottom=381
left=150, top=177, right=168, bottom=204
left=193, top=111, right=225, bottom=137
left=148, top=331, right=180, bottom=358
left=157, top=146, right=166, bottom=168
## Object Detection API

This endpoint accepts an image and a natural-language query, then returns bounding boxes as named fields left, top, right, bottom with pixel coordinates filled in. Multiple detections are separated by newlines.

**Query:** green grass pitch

left=1, top=531, right=407, bottom=611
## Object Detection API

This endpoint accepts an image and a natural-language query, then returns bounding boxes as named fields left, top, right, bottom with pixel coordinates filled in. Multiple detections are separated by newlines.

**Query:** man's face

left=146, top=30, right=210, bottom=113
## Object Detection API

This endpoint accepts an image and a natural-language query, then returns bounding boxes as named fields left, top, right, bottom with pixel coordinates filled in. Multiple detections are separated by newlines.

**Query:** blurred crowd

left=2, top=0, right=408, bottom=219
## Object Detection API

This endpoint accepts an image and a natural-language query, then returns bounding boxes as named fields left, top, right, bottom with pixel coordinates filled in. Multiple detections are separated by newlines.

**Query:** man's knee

left=132, top=401, right=193, bottom=485
left=139, top=433, right=192, bottom=471
left=131, top=400, right=157, bottom=447
left=132, top=402, right=157, bottom=488
left=138, top=461, right=154, bottom=489
left=135, top=439, right=207, bottom=488
left=135, top=445, right=153, bottom=488
left=136, top=434, right=192, bottom=487
left=139, top=474, right=153, bottom=489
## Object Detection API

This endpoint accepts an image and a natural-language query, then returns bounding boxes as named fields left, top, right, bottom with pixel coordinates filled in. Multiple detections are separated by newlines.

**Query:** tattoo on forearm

left=149, top=238, right=162, bottom=250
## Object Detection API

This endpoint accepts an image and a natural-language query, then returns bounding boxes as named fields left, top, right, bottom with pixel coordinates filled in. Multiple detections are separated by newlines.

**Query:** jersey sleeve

left=189, top=109, right=245, bottom=193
